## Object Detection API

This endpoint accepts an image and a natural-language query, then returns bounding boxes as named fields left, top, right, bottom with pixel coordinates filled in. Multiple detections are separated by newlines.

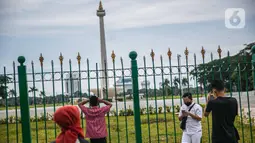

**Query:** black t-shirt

left=205, top=97, right=239, bottom=143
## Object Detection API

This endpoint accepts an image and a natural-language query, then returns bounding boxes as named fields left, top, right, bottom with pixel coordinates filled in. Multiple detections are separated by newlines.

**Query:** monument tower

left=97, top=1, right=108, bottom=98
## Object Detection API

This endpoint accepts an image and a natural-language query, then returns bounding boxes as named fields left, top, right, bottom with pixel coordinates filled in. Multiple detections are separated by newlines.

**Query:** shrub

left=166, top=106, right=171, bottom=113
left=158, top=107, right=163, bottom=114
left=149, top=105, right=154, bottom=114
left=127, top=107, right=134, bottom=116
left=175, top=105, right=180, bottom=113
left=119, top=109, right=125, bottom=116
left=140, top=108, right=146, bottom=115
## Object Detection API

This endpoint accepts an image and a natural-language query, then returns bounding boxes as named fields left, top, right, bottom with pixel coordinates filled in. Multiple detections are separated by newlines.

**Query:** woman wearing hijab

left=51, top=105, right=89, bottom=143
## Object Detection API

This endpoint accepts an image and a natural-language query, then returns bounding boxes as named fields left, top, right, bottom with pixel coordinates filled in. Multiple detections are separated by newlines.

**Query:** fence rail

left=0, top=47, right=255, bottom=143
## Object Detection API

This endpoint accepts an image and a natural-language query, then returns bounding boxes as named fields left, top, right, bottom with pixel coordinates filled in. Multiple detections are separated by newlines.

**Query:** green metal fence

left=0, top=46, right=255, bottom=143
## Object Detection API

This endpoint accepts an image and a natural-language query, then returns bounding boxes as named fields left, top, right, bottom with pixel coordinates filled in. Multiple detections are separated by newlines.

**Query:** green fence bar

left=168, top=49, right=177, bottom=143
left=177, top=54, right=182, bottom=105
left=17, top=56, right=32, bottom=143
left=77, top=53, right=84, bottom=129
left=150, top=50, right=160, bottom=142
left=69, top=59, right=74, bottom=105
left=143, top=56, right=151, bottom=143
left=217, top=46, right=223, bottom=80
left=201, top=47, right=211, bottom=143
left=31, top=61, right=39, bottom=143
left=112, top=51, right=120, bottom=143
left=244, top=53, right=253, bottom=143
left=39, top=54, right=48, bottom=143
left=129, top=51, right=142, bottom=143
left=104, top=60, right=112, bottom=143
left=96, top=63, right=100, bottom=98
left=160, top=55, right=168, bottom=143
left=185, top=48, right=190, bottom=91
left=4, top=67, right=9, bottom=143
left=252, top=45, right=255, bottom=89
left=87, top=59, right=91, bottom=97
left=121, top=57, right=129, bottom=143
left=237, top=62, right=245, bottom=143
left=12, top=62, right=19, bottom=143
left=194, top=54, right=199, bottom=104
left=210, top=53, right=215, bottom=81
left=227, top=51, right=233, bottom=97
left=51, top=60, right=57, bottom=138
left=59, top=53, right=65, bottom=106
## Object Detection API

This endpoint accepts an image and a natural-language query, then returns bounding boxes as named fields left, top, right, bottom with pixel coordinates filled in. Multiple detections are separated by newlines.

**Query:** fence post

left=17, top=56, right=32, bottom=143
left=129, top=51, right=142, bottom=143
left=252, top=45, right=255, bottom=90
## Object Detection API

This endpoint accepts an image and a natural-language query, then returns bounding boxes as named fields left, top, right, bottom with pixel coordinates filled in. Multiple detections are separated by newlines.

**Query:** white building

left=141, top=80, right=150, bottom=89
left=115, top=77, right=132, bottom=93
left=65, top=73, right=79, bottom=96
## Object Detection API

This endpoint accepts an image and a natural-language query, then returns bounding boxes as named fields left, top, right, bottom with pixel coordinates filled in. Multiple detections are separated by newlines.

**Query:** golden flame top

left=99, top=1, right=103, bottom=10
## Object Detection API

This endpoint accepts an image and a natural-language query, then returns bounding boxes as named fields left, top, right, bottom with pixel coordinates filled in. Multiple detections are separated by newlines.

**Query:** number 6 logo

left=225, top=8, right=245, bottom=29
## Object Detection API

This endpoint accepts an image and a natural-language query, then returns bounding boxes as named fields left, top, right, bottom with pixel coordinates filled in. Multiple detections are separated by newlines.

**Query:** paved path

left=0, top=91, right=254, bottom=119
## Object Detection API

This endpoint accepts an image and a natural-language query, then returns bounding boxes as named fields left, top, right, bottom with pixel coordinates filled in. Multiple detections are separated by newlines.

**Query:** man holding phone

left=179, top=92, right=203, bottom=143
left=204, top=80, right=239, bottom=143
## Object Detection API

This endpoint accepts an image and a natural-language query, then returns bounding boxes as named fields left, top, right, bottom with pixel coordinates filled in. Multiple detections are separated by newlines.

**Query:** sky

left=0, top=0, right=254, bottom=95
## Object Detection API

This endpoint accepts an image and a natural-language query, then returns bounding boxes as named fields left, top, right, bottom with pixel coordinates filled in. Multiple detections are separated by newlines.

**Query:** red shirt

left=78, top=105, right=111, bottom=139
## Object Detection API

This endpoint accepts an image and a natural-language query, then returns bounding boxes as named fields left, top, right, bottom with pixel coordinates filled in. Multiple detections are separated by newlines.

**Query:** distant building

left=141, top=80, right=150, bottom=89
left=115, top=77, right=132, bottom=93
left=65, top=73, right=79, bottom=96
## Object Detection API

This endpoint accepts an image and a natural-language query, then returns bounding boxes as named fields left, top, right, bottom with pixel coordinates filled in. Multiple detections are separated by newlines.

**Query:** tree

left=173, top=77, right=180, bottom=88
left=39, top=91, right=45, bottom=98
left=8, top=89, right=16, bottom=98
left=182, top=78, right=189, bottom=86
left=28, top=87, right=38, bottom=97
left=0, top=75, right=12, bottom=99
left=190, top=42, right=254, bottom=91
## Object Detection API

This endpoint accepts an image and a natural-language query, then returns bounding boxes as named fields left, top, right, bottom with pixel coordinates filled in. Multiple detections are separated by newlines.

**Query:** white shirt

left=179, top=102, right=203, bottom=134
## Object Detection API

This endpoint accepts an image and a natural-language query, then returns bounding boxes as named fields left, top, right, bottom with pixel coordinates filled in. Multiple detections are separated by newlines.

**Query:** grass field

left=0, top=113, right=254, bottom=143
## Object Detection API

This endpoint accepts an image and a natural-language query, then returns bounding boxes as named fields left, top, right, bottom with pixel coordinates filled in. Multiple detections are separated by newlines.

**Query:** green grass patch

left=0, top=113, right=254, bottom=143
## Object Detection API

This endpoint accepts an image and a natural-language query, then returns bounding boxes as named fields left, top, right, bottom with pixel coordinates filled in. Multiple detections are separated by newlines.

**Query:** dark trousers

left=90, top=137, right=107, bottom=143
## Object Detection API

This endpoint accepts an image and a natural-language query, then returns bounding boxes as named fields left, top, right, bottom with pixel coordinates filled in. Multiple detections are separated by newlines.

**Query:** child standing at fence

left=52, top=105, right=89, bottom=143
left=78, top=96, right=112, bottom=143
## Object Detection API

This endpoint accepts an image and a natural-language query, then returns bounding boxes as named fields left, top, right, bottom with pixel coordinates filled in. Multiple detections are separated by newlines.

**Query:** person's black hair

left=182, top=92, right=192, bottom=100
left=90, top=96, right=98, bottom=106
left=210, top=80, right=224, bottom=91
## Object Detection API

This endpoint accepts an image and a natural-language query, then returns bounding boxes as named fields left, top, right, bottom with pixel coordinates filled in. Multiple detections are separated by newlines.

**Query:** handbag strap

left=188, top=103, right=196, bottom=111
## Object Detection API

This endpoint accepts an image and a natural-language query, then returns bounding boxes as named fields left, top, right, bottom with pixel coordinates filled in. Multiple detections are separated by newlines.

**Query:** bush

left=140, top=108, right=146, bottom=115
left=175, top=105, right=180, bottom=113
left=149, top=105, right=154, bottom=114
left=158, top=107, right=163, bottom=114
left=166, top=106, right=171, bottom=113
left=119, top=109, right=125, bottom=116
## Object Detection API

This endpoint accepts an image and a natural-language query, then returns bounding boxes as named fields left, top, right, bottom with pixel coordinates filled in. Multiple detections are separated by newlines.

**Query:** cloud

left=0, top=0, right=254, bottom=35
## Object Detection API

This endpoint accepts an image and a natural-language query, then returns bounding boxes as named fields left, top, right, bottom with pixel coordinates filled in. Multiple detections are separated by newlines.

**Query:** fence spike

left=167, top=48, right=172, bottom=59
left=111, top=50, right=116, bottom=62
left=218, top=45, right=222, bottom=59
left=59, top=53, right=64, bottom=65
left=201, top=47, right=205, bottom=59
left=39, top=53, right=44, bottom=66
left=150, top=49, right=155, bottom=60
left=77, top=52, right=81, bottom=65
left=184, top=47, right=189, bottom=58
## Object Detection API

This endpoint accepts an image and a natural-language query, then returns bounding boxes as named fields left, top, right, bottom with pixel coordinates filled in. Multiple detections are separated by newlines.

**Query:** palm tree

left=173, top=77, right=180, bottom=88
left=8, top=89, right=16, bottom=98
left=182, top=77, right=189, bottom=87
left=39, top=91, right=45, bottom=98
left=28, top=87, right=38, bottom=97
